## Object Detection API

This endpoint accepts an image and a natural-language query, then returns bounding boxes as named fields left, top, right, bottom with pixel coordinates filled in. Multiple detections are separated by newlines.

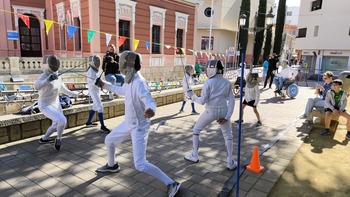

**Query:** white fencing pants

left=192, top=107, right=233, bottom=163
left=104, top=121, right=173, bottom=185
left=41, top=105, right=66, bottom=140
left=90, top=90, right=103, bottom=113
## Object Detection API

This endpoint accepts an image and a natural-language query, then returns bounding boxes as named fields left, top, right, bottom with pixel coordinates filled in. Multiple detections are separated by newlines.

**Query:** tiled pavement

left=0, top=82, right=316, bottom=197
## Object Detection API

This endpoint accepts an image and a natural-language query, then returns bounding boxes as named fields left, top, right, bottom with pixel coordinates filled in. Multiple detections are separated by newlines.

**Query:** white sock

left=144, top=163, right=173, bottom=185
left=193, top=135, right=199, bottom=156
left=43, top=126, right=56, bottom=140
left=225, top=139, right=233, bottom=163
left=106, top=144, right=116, bottom=167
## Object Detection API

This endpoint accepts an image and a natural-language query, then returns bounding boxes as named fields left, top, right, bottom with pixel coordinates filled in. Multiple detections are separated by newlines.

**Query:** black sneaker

left=38, top=138, right=54, bottom=144
left=96, top=163, right=120, bottom=173
left=101, top=126, right=111, bottom=133
left=255, top=121, right=262, bottom=127
left=234, top=119, right=243, bottom=124
left=54, top=138, right=61, bottom=151
left=86, top=122, right=98, bottom=127
left=167, top=181, right=181, bottom=197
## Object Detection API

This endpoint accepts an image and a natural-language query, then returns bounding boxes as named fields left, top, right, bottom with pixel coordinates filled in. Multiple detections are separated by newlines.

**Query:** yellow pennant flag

left=133, top=39, right=140, bottom=51
left=44, top=19, right=54, bottom=35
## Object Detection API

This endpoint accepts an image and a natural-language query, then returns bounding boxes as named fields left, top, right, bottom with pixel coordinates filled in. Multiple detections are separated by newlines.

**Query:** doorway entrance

left=19, top=14, right=42, bottom=57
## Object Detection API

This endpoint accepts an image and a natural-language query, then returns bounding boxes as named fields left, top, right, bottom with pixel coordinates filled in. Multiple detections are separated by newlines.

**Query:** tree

left=273, top=0, right=287, bottom=55
left=238, top=0, right=250, bottom=64
left=253, top=0, right=267, bottom=65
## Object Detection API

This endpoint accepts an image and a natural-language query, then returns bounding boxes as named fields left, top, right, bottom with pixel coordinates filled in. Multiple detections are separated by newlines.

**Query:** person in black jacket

left=263, top=53, right=279, bottom=89
left=103, top=44, right=124, bottom=86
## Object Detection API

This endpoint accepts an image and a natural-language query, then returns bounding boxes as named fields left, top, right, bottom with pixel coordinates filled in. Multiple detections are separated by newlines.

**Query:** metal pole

left=236, top=52, right=245, bottom=197
left=208, top=0, right=214, bottom=57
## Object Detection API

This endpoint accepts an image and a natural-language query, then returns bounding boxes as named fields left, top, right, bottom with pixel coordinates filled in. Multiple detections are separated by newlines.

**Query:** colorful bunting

left=145, top=42, right=150, bottom=50
left=181, top=48, right=186, bottom=55
left=18, top=14, right=30, bottom=28
left=173, top=47, right=179, bottom=53
left=44, top=19, right=53, bottom=35
left=67, top=25, right=77, bottom=39
left=118, top=36, right=126, bottom=47
left=105, top=33, right=112, bottom=46
left=87, top=29, right=96, bottom=43
left=165, top=45, right=171, bottom=49
left=133, top=39, right=140, bottom=51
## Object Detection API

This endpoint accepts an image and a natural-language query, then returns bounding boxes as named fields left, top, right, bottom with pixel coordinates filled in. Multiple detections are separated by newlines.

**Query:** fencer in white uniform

left=184, top=60, right=237, bottom=170
left=95, top=51, right=181, bottom=197
left=85, top=55, right=110, bottom=133
left=35, top=55, right=78, bottom=151
left=179, top=65, right=199, bottom=114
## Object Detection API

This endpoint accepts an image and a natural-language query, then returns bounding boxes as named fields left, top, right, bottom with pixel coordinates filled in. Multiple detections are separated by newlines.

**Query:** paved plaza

left=0, top=83, right=317, bottom=197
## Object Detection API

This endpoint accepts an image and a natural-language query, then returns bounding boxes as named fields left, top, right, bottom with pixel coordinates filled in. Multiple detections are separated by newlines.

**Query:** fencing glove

left=48, top=73, right=58, bottom=81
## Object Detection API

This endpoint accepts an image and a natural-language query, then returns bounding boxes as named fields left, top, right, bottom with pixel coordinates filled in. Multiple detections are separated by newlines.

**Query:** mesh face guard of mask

left=185, top=65, right=194, bottom=76
left=89, top=55, right=101, bottom=72
left=119, top=51, right=140, bottom=84
left=206, top=60, right=223, bottom=78
left=43, top=55, right=60, bottom=72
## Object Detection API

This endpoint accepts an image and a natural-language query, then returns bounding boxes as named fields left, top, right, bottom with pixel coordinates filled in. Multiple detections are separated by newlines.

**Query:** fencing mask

left=206, top=60, right=224, bottom=78
left=43, top=55, right=60, bottom=72
left=89, top=55, right=101, bottom=72
left=185, top=65, right=194, bottom=76
left=119, top=51, right=141, bottom=84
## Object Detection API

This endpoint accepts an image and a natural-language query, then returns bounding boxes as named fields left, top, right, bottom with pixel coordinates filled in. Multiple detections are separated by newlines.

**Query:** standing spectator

left=321, top=79, right=350, bottom=138
left=263, top=53, right=279, bottom=89
left=85, top=55, right=111, bottom=133
left=95, top=51, right=181, bottom=197
left=194, top=62, right=202, bottom=79
left=184, top=60, right=236, bottom=170
left=103, top=44, right=124, bottom=86
left=262, top=59, right=269, bottom=85
left=302, top=71, right=333, bottom=122
left=179, top=65, right=199, bottom=114
left=36, top=55, right=78, bottom=151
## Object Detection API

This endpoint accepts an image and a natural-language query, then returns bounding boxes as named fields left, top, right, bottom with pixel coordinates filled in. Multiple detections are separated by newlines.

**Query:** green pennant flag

left=87, top=29, right=96, bottom=43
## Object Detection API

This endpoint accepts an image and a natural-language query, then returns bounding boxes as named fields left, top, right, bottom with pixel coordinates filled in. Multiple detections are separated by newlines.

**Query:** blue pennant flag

left=145, top=42, right=150, bottom=50
left=67, top=25, right=77, bottom=39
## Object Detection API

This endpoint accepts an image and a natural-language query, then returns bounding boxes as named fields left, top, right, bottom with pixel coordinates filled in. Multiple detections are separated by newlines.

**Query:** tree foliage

left=263, top=27, right=272, bottom=61
left=273, top=0, right=286, bottom=55
left=238, top=0, right=250, bottom=63
left=253, top=0, right=267, bottom=65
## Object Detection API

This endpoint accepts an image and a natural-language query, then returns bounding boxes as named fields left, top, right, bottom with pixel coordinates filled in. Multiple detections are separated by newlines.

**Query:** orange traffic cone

left=246, top=146, right=264, bottom=173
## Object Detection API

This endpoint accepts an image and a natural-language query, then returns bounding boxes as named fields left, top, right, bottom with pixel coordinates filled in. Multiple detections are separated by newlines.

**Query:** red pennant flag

left=173, top=47, right=179, bottom=53
left=118, top=36, right=126, bottom=47
left=18, top=14, right=30, bottom=28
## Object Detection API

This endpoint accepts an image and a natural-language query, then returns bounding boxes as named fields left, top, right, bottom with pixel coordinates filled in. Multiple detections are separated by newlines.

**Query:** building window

left=286, top=11, right=292, bottom=16
left=297, top=28, right=307, bottom=38
left=314, top=26, right=319, bottom=37
left=176, top=29, right=183, bottom=54
left=311, top=0, right=322, bottom=11
left=152, top=25, right=161, bottom=54
left=74, top=17, right=81, bottom=51
left=119, top=20, right=130, bottom=52
left=201, top=36, right=214, bottom=50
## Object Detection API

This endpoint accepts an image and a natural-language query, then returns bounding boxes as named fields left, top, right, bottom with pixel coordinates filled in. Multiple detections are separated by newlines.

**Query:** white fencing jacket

left=35, top=70, right=78, bottom=109
left=104, top=72, right=156, bottom=130
left=192, top=74, right=235, bottom=120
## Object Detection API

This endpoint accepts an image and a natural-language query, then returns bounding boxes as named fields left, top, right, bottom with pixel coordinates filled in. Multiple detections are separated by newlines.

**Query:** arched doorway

left=19, top=14, right=42, bottom=57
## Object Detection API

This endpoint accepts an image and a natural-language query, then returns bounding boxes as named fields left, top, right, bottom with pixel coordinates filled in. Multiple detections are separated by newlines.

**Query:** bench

left=311, top=107, right=340, bottom=132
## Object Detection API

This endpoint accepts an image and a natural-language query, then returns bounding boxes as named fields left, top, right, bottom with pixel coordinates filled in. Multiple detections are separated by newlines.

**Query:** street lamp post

left=235, top=8, right=274, bottom=197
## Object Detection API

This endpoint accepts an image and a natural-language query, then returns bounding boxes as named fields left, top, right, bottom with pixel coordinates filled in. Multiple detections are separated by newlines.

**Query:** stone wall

left=0, top=86, right=204, bottom=144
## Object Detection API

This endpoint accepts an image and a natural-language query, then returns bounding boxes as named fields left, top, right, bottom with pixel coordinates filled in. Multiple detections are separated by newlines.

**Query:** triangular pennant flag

left=18, top=14, right=30, bottom=28
left=133, top=39, right=140, bottom=51
left=67, top=25, right=77, bottom=39
left=199, top=51, right=203, bottom=57
left=165, top=45, right=171, bottom=49
left=145, top=42, right=150, bottom=50
left=105, top=33, right=112, bottom=46
left=118, top=36, right=126, bottom=47
left=173, top=47, right=179, bottom=53
left=87, top=29, right=96, bottom=43
left=44, top=19, right=53, bottom=35
left=181, top=48, right=186, bottom=55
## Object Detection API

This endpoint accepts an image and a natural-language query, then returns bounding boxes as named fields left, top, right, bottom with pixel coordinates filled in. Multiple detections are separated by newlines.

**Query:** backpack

left=59, top=96, right=72, bottom=109
left=18, top=101, right=40, bottom=115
